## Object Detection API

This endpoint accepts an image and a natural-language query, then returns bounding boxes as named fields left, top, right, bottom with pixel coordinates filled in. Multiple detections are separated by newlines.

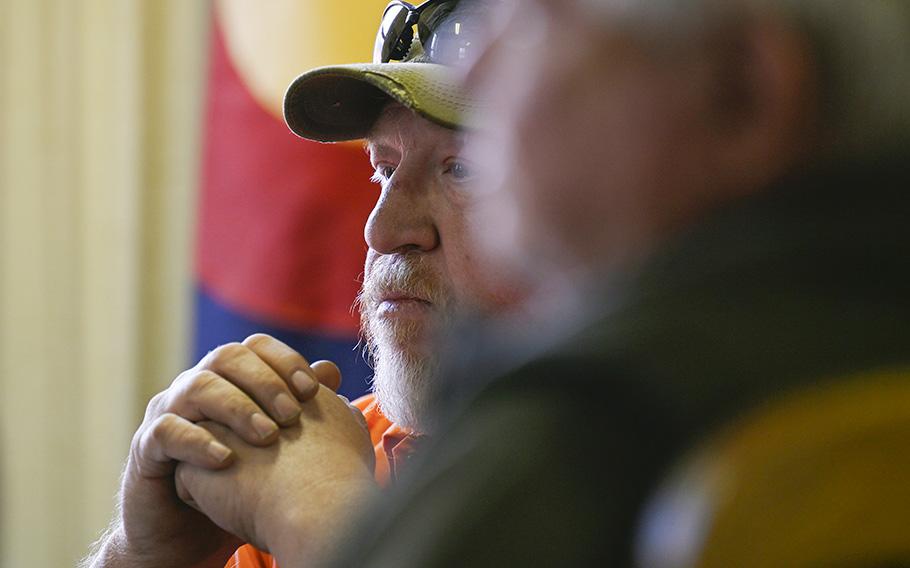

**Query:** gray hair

left=582, top=0, right=910, bottom=161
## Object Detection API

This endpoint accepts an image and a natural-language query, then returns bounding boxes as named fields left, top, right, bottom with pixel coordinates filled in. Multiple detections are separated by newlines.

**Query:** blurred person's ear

left=702, top=15, right=819, bottom=198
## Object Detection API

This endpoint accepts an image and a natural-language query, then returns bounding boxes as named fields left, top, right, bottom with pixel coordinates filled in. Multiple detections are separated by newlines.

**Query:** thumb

left=310, top=360, right=342, bottom=392
left=174, top=464, right=202, bottom=512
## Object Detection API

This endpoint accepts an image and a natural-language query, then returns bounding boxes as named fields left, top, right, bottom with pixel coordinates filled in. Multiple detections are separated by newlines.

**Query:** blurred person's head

left=468, top=0, right=910, bottom=300
left=284, top=0, right=518, bottom=431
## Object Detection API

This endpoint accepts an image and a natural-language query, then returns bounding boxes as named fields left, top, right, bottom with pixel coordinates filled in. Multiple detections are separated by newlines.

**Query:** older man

left=82, top=2, right=515, bottom=567
left=325, top=0, right=910, bottom=566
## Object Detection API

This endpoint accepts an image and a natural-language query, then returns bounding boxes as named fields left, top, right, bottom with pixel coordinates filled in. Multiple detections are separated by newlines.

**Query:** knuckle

left=244, top=334, right=305, bottom=370
left=187, top=374, right=258, bottom=420
left=147, top=414, right=177, bottom=446
left=241, top=333, right=273, bottom=349
left=205, top=342, right=246, bottom=367
left=185, top=369, right=219, bottom=395
left=148, top=390, right=167, bottom=407
left=171, top=367, right=194, bottom=386
left=131, top=448, right=152, bottom=477
left=279, top=351, right=306, bottom=371
left=131, top=414, right=185, bottom=477
left=129, top=427, right=145, bottom=455
left=274, top=352, right=307, bottom=379
left=159, top=369, right=193, bottom=404
left=173, top=423, right=203, bottom=450
left=144, top=390, right=168, bottom=418
left=219, top=391, right=256, bottom=418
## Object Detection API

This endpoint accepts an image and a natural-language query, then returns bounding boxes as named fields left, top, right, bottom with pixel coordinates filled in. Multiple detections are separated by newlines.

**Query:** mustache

left=356, top=253, right=449, bottom=310
left=354, top=253, right=452, bottom=368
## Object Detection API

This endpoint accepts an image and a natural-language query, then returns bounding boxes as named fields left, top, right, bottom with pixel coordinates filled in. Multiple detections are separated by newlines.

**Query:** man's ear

left=705, top=15, right=819, bottom=196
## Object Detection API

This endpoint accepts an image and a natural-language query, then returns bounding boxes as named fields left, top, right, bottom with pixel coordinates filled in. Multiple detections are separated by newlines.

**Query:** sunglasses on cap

left=373, top=0, right=487, bottom=65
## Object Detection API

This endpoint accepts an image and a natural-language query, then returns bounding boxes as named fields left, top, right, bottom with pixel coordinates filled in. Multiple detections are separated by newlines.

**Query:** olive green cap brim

left=283, top=62, right=477, bottom=142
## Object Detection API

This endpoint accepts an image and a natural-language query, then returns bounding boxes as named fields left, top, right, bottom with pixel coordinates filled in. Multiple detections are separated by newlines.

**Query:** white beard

left=357, top=253, right=453, bottom=433
left=367, top=321, right=438, bottom=432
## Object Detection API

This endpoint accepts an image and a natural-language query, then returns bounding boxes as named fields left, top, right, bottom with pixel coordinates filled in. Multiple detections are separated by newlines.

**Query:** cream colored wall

left=0, top=1, right=210, bottom=565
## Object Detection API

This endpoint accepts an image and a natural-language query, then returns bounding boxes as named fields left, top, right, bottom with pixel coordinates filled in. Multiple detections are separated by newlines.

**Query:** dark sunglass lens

left=417, top=0, right=457, bottom=37
left=374, top=3, right=413, bottom=62
left=380, top=4, right=408, bottom=38
left=422, top=5, right=487, bottom=65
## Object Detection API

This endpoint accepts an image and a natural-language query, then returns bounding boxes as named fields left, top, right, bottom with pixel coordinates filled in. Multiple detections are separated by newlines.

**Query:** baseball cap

left=283, top=8, right=485, bottom=142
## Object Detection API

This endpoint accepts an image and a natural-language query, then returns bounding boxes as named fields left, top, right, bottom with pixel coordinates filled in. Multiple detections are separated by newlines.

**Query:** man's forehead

left=365, top=105, right=467, bottom=154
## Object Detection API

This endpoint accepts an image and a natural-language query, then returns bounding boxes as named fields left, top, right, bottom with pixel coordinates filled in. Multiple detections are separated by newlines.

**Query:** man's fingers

left=170, top=371, right=282, bottom=445
left=311, top=360, right=343, bottom=392
left=201, top=341, right=302, bottom=425
left=174, top=472, right=202, bottom=512
left=133, top=413, right=234, bottom=478
left=241, top=334, right=321, bottom=401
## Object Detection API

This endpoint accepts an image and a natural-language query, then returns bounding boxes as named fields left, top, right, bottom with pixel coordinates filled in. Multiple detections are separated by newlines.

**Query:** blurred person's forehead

left=487, top=0, right=714, bottom=48
left=479, top=0, right=631, bottom=50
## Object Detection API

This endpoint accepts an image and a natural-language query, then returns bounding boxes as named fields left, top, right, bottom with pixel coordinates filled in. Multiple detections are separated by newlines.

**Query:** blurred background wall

left=0, top=0, right=386, bottom=565
left=0, top=1, right=209, bottom=565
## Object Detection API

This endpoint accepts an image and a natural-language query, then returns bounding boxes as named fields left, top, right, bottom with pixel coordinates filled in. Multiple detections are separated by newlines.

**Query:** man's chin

left=371, top=349, right=436, bottom=433
left=362, top=304, right=450, bottom=432
left=366, top=320, right=441, bottom=429
left=370, top=316, right=436, bottom=356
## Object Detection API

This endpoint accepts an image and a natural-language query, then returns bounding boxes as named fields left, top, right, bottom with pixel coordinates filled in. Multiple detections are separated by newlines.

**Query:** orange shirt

left=225, top=394, right=416, bottom=568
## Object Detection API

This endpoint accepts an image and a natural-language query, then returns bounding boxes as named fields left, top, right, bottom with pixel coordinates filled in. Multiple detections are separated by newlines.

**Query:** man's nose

left=364, top=177, right=439, bottom=254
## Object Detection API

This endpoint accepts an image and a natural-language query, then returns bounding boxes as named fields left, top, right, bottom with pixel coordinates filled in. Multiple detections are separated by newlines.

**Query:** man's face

left=358, top=103, right=515, bottom=430
left=468, top=0, right=722, bottom=289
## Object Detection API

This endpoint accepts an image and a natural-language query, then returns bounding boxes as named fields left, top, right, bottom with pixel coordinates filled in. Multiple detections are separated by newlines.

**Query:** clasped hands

left=108, top=334, right=378, bottom=568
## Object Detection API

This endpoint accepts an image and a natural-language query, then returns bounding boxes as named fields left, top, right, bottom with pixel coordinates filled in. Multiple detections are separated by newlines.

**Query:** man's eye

left=371, top=165, right=396, bottom=184
left=448, top=160, right=474, bottom=182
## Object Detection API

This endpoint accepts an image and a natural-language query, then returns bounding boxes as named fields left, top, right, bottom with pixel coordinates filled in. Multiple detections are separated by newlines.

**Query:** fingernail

left=251, top=412, right=278, bottom=440
left=273, top=392, right=300, bottom=423
left=207, top=440, right=232, bottom=463
left=292, top=369, right=317, bottom=395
